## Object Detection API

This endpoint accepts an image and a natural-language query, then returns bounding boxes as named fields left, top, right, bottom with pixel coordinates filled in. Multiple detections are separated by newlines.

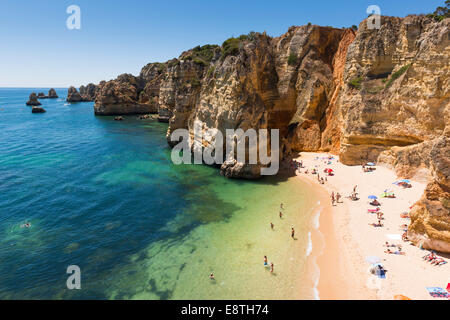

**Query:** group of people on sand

left=423, top=252, right=447, bottom=266
left=362, top=165, right=376, bottom=173
left=289, top=159, right=303, bottom=171
left=330, top=191, right=341, bottom=206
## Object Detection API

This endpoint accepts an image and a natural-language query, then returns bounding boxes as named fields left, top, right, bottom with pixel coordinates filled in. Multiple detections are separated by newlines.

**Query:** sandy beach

left=297, top=152, right=450, bottom=300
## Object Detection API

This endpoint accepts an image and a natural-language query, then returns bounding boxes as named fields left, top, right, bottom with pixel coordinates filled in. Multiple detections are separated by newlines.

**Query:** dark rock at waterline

left=66, top=86, right=83, bottom=102
left=31, top=107, right=46, bottom=113
left=26, top=93, right=42, bottom=106
left=67, top=85, right=97, bottom=102
left=48, top=88, right=58, bottom=98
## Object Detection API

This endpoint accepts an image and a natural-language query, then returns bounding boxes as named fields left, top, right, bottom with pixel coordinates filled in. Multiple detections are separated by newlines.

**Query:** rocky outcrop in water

left=26, top=93, right=42, bottom=106
left=48, top=88, right=58, bottom=98
left=36, top=88, right=59, bottom=99
left=31, top=107, right=46, bottom=113
left=79, top=83, right=97, bottom=101
left=66, top=86, right=83, bottom=102
left=67, top=85, right=97, bottom=102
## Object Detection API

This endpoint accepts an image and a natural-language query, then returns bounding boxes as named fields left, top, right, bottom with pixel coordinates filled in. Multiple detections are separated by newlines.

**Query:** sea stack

left=66, top=86, right=83, bottom=102
left=48, top=88, right=58, bottom=98
left=31, top=107, right=46, bottom=113
left=26, top=93, right=42, bottom=106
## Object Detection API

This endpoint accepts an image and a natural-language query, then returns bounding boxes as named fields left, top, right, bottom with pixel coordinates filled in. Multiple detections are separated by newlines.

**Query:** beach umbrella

left=401, top=179, right=410, bottom=183
left=365, top=256, right=381, bottom=264
left=366, top=162, right=376, bottom=166
left=368, top=195, right=378, bottom=200
left=394, top=295, right=412, bottom=300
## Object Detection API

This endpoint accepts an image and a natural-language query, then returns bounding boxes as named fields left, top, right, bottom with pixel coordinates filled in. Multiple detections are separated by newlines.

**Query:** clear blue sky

left=0, top=0, right=443, bottom=87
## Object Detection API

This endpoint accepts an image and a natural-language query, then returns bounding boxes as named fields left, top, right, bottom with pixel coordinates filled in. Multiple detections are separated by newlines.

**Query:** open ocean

left=0, top=88, right=321, bottom=299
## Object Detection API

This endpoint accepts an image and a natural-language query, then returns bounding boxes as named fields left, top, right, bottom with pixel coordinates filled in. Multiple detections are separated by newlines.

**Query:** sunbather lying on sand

left=369, top=220, right=384, bottom=227
left=370, top=199, right=381, bottom=206
left=430, top=258, right=447, bottom=266
left=385, top=249, right=405, bottom=255
left=384, top=242, right=397, bottom=247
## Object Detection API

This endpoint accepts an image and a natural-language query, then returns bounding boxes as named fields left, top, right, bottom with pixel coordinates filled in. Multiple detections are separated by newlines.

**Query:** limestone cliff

left=85, top=16, right=449, bottom=252
left=337, top=16, right=449, bottom=252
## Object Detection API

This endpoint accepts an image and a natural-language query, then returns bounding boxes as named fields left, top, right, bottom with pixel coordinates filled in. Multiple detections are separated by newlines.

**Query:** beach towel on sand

left=426, top=287, right=449, bottom=298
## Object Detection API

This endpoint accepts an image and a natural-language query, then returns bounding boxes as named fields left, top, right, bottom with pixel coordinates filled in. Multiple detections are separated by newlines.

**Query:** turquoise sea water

left=0, top=88, right=320, bottom=299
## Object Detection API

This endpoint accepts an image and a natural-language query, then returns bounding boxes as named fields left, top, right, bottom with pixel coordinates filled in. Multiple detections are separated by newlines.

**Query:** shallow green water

left=0, top=88, right=319, bottom=299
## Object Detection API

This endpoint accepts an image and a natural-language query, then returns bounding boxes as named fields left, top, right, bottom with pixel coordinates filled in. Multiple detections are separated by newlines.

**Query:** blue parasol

left=366, top=162, right=376, bottom=166
left=401, top=179, right=410, bottom=183
left=368, top=195, right=378, bottom=200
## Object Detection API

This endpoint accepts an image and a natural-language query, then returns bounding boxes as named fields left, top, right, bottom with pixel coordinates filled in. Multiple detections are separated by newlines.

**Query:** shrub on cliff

left=221, top=37, right=242, bottom=58
left=385, top=64, right=411, bottom=88
left=427, top=1, right=449, bottom=21
left=348, top=76, right=363, bottom=90
left=221, top=33, right=258, bottom=59
left=287, top=53, right=298, bottom=66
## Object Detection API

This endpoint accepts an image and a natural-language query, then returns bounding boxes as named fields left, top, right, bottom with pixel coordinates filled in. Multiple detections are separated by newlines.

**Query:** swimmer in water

left=21, top=222, right=31, bottom=228
left=209, top=273, right=215, bottom=280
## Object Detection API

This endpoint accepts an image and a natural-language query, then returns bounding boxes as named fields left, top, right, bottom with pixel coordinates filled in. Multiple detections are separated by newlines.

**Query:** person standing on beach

left=270, top=222, right=274, bottom=230
left=280, top=203, right=284, bottom=210
left=336, top=192, right=341, bottom=203
left=270, top=263, right=274, bottom=273
left=279, top=211, right=283, bottom=219
left=353, top=185, right=358, bottom=193
left=264, top=256, right=268, bottom=266
left=331, top=191, right=335, bottom=205
left=291, top=226, right=295, bottom=239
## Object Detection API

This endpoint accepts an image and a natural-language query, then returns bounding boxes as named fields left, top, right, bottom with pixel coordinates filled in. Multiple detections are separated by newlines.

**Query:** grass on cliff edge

left=348, top=76, right=363, bottom=90
left=385, top=64, right=411, bottom=88
left=221, top=32, right=259, bottom=59
left=183, top=44, right=220, bottom=67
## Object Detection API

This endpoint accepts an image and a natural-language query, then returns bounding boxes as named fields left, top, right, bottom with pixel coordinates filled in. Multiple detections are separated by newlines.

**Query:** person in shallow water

left=279, top=211, right=283, bottom=219
left=20, top=222, right=31, bottom=228
left=270, top=222, right=274, bottom=230
left=209, top=273, right=215, bottom=280
left=280, top=203, right=284, bottom=210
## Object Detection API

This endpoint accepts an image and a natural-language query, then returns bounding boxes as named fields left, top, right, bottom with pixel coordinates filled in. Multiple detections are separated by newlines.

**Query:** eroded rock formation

left=79, top=83, right=97, bottom=101
left=26, top=93, right=41, bottom=106
left=31, top=106, right=46, bottom=113
left=48, top=88, right=58, bottom=98
left=67, top=85, right=98, bottom=102
left=83, top=16, right=449, bottom=252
